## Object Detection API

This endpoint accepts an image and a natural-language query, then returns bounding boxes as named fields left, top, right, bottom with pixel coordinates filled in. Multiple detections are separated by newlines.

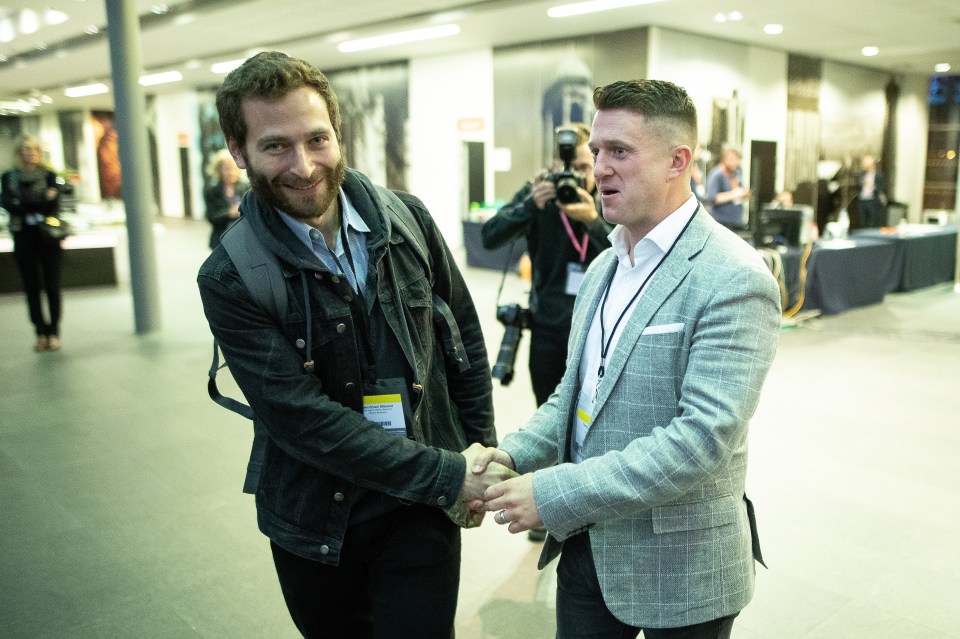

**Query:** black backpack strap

left=207, top=217, right=288, bottom=420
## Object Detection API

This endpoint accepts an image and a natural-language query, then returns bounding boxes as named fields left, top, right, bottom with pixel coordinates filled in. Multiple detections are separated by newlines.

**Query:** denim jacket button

left=319, top=545, right=330, bottom=555
left=295, top=338, right=306, bottom=349
left=333, top=492, right=345, bottom=502
left=336, top=323, right=346, bottom=334
left=331, top=276, right=340, bottom=284
left=436, top=496, right=448, bottom=507
left=314, top=272, right=322, bottom=280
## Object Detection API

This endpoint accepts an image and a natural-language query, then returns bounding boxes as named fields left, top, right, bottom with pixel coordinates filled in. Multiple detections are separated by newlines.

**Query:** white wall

left=154, top=92, right=203, bottom=219
left=408, top=49, right=494, bottom=249
left=893, top=74, right=930, bottom=221
left=647, top=28, right=789, bottom=212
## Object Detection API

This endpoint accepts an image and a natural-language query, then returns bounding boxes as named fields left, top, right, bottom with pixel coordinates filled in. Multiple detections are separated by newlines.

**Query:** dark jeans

left=529, top=323, right=570, bottom=407
left=859, top=199, right=885, bottom=228
left=13, top=227, right=63, bottom=336
left=270, top=503, right=460, bottom=639
left=556, top=533, right=738, bottom=639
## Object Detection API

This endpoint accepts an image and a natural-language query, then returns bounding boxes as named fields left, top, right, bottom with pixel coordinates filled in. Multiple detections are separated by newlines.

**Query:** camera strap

left=559, top=212, right=589, bottom=263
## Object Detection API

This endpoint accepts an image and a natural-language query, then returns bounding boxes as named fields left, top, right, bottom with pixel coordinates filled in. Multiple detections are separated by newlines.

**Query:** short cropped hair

left=215, top=51, right=342, bottom=149
left=593, top=80, right=697, bottom=148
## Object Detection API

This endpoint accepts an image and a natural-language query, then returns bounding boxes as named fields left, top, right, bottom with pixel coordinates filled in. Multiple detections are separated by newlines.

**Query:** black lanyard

left=596, top=205, right=699, bottom=384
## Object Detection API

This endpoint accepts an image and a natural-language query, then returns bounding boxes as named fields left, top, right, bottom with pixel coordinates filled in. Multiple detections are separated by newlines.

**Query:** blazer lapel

left=590, top=211, right=711, bottom=415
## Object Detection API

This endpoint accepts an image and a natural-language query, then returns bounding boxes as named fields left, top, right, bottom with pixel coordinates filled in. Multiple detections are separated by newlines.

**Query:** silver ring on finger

left=496, top=509, right=508, bottom=525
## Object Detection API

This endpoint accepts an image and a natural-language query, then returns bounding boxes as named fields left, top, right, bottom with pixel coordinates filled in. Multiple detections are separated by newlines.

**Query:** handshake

left=454, top=443, right=544, bottom=533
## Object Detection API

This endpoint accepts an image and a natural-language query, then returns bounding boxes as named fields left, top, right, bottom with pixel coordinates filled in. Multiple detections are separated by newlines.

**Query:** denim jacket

left=197, top=169, right=496, bottom=563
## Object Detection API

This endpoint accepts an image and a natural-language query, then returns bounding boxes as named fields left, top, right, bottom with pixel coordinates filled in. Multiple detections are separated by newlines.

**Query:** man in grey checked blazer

left=471, top=80, right=781, bottom=638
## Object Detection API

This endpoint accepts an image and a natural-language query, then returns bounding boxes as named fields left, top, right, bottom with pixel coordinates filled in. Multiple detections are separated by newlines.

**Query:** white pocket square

left=642, top=322, right=684, bottom=335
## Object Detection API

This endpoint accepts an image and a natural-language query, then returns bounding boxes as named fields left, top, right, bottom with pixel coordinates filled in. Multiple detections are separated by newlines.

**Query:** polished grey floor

left=1, top=217, right=958, bottom=638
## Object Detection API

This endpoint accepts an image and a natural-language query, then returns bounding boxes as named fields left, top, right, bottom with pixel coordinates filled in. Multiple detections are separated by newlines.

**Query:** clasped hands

left=457, top=443, right=544, bottom=533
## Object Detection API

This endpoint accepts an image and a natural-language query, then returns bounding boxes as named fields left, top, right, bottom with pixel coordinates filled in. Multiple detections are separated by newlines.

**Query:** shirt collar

left=278, top=188, right=370, bottom=248
left=608, top=194, right=700, bottom=264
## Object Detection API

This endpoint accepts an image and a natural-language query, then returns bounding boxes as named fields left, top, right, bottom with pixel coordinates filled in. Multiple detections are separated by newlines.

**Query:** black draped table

left=780, top=238, right=899, bottom=315
left=851, top=224, right=957, bottom=291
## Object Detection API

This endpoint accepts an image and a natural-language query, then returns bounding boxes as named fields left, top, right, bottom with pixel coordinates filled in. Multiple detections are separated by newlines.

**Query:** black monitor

left=754, top=206, right=812, bottom=247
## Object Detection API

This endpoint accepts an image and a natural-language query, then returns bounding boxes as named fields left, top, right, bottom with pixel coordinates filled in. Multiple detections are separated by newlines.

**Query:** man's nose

left=288, top=145, right=314, bottom=177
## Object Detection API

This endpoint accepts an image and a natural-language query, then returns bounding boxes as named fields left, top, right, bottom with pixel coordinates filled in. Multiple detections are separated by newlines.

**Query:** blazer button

left=333, top=492, right=345, bottom=502
left=436, top=496, right=448, bottom=507
left=319, top=545, right=330, bottom=555
left=295, top=338, right=306, bottom=349
left=331, top=276, right=340, bottom=284
left=336, top=323, right=346, bottom=334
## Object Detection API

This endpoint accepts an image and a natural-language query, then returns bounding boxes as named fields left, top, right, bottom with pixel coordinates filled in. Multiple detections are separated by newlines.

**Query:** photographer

left=482, top=124, right=611, bottom=540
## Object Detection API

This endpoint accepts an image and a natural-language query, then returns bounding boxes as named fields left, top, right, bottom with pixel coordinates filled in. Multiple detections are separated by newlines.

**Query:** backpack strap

left=207, top=217, right=287, bottom=420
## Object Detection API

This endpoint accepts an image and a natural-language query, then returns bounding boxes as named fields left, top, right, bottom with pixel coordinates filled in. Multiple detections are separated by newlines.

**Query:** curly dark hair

left=215, top=51, right=342, bottom=148
left=593, top=80, right=697, bottom=148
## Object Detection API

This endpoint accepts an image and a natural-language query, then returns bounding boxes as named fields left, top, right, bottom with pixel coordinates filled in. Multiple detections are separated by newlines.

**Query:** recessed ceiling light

left=44, top=9, right=69, bottom=26
left=547, top=0, right=669, bottom=18
left=763, top=24, right=783, bottom=35
left=139, top=71, right=183, bottom=86
left=727, top=11, right=743, bottom=21
left=211, top=59, right=246, bottom=74
left=934, top=63, right=951, bottom=73
left=861, top=46, right=879, bottom=57
left=714, top=12, right=727, bottom=23
left=338, top=24, right=460, bottom=53
left=64, top=83, right=109, bottom=98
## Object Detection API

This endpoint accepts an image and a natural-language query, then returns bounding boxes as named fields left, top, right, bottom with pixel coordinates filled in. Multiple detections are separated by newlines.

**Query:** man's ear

left=226, top=140, right=246, bottom=170
left=669, top=145, right=693, bottom=178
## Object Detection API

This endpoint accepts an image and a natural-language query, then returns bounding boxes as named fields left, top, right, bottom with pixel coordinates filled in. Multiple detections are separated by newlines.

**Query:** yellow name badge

left=572, top=389, right=594, bottom=463
left=363, top=394, right=406, bottom=437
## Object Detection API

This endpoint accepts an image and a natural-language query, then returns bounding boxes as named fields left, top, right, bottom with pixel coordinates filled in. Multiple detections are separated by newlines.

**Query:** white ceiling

left=1, top=0, right=959, bottom=114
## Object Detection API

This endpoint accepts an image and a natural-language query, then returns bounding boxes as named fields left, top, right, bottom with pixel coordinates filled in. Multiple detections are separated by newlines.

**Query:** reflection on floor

left=1, top=217, right=958, bottom=638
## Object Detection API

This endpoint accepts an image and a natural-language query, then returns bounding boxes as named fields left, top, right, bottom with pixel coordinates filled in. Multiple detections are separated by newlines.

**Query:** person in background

left=772, top=189, right=794, bottom=208
left=203, top=149, right=249, bottom=249
left=857, top=154, right=887, bottom=228
left=481, top=123, right=612, bottom=541
left=197, top=51, right=513, bottom=639
left=689, top=143, right=705, bottom=200
left=472, top=79, right=781, bottom=639
left=1, top=134, right=64, bottom=352
left=706, top=145, right=751, bottom=230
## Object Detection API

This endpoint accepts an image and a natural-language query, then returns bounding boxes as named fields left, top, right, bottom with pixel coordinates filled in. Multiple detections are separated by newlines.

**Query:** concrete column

left=105, top=0, right=162, bottom=333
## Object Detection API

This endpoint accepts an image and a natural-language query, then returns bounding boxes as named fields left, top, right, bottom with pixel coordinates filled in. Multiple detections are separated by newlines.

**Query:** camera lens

left=555, top=176, right=580, bottom=204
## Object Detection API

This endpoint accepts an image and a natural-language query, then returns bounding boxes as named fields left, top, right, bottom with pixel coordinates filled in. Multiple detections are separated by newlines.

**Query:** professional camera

left=491, top=303, right=532, bottom=386
left=545, top=127, right=586, bottom=205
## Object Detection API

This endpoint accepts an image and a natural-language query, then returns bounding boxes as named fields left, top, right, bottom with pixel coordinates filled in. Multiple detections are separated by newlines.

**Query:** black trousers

left=13, top=227, right=63, bottom=336
left=529, top=323, right=570, bottom=407
left=859, top=199, right=885, bottom=228
left=270, top=504, right=461, bottom=639
left=556, top=533, right=738, bottom=639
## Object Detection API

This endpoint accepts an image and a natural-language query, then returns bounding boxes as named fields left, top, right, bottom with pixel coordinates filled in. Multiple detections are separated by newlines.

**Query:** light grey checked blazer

left=499, top=208, right=781, bottom=628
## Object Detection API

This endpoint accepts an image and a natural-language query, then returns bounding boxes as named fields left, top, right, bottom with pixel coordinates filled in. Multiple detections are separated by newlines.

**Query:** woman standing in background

left=203, top=149, right=248, bottom=249
left=1, top=134, right=64, bottom=352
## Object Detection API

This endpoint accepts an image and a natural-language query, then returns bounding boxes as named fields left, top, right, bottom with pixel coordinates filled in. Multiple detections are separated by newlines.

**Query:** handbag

left=39, top=215, right=72, bottom=244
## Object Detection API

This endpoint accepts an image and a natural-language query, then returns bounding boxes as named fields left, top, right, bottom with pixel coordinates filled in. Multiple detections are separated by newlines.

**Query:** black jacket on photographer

left=198, top=168, right=497, bottom=563
left=482, top=181, right=611, bottom=406
left=482, top=182, right=611, bottom=330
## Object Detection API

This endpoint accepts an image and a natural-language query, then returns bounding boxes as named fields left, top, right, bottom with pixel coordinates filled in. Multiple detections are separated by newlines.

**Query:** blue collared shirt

left=279, top=189, right=370, bottom=295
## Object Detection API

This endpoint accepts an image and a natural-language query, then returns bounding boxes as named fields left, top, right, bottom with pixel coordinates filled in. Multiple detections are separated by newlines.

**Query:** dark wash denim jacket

left=198, top=169, right=496, bottom=563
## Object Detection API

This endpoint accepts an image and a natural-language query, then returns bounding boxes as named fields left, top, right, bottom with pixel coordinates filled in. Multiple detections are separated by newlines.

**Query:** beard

left=245, top=155, right=346, bottom=223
